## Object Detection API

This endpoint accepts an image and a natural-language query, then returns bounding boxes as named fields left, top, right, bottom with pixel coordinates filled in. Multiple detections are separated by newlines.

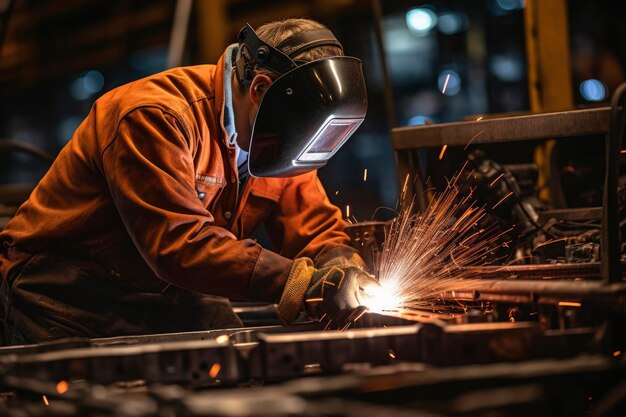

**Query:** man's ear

left=249, top=74, right=273, bottom=105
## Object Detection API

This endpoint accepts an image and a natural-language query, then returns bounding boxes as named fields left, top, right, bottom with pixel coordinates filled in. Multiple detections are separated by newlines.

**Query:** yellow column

left=196, top=0, right=228, bottom=64
left=524, top=0, right=574, bottom=206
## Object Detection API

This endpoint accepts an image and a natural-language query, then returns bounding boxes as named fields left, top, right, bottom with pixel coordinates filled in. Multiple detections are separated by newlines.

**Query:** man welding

left=0, top=18, right=377, bottom=345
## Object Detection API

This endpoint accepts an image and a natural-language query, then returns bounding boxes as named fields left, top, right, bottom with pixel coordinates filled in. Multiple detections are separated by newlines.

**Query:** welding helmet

left=235, top=23, right=368, bottom=177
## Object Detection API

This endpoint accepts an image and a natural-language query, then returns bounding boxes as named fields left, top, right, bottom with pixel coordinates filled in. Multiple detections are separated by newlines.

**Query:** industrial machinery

left=1, top=96, right=625, bottom=417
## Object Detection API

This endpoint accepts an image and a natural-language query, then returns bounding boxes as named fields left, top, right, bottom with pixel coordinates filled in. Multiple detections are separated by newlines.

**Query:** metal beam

left=391, top=107, right=610, bottom=150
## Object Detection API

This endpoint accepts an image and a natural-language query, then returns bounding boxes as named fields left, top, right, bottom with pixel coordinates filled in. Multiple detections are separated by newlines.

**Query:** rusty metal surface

left=391, top=107, right=610, bottom=150
left=0, top=314, right=599, bottom=387
left=3, top=353, right=623, bottom=417
left=446, top=279, right=626, bottom=310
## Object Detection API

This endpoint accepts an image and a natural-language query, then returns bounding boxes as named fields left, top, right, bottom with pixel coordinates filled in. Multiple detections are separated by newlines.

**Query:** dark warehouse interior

left=0, top=1, right=625, bottom=416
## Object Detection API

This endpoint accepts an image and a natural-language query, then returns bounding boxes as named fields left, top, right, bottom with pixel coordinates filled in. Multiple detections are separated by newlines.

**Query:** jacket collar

left=215, top=45, right=248, bottom=167
left=214, top=47, right=232, bottom=149
left=222, top=44, right=238, bottom=147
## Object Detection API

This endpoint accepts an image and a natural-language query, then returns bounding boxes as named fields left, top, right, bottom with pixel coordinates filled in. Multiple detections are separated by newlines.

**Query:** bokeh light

left=406, top=7, right=438, bottom=35
left=579, top=79, right=607, bottom=101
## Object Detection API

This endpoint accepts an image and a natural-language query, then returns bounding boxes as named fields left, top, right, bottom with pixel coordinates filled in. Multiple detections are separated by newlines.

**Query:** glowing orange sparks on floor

left=558, top=301, right=581, bottom=307
left=56, top=380, right=69, bottom=394
left=209, top=363, right=221, bottom=378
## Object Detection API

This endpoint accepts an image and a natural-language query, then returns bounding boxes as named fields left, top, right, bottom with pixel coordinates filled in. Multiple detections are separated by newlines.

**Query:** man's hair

left=242, top=18, right=343, bottom=80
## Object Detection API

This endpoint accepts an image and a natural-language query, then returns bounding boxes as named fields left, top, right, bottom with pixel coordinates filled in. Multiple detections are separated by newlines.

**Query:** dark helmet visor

left=248, top=56, right=367, bottom=178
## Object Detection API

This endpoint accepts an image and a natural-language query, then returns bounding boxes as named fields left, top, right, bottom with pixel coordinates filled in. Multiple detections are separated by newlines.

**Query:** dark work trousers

left=0, top=253, right=242, bottom=345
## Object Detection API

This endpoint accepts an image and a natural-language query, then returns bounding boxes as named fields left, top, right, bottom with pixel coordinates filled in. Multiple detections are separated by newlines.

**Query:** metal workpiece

left=438, top=322, right=541, bottom=365
left=391, top=107, right=610, bottom=150
left=2, top=354, right=621, bottom=417
left=0, top=311, right=618, bottom=417
left=251, top=324, right=426, bottom=380
left=0, top=337, right=241, bottom=386
left=445, top=279, right=626, bottom=311
left=0, top=313, right=603, bottom=390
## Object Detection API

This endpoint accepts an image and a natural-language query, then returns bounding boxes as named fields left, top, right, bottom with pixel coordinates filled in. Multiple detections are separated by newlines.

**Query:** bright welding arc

left=364, top=170, right=500, bottom=313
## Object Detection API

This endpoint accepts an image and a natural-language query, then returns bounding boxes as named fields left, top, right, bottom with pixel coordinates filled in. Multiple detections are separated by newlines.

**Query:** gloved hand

left=277, top=255, right=379, bottom=325
left=304, top=262, right=379, bottom=323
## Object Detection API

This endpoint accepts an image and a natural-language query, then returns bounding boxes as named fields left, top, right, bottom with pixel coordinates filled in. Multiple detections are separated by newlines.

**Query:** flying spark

left=489, top=173, right=504, bottom=188
left=364, top=171, right=500, bottom=313
left=464, top=130, right=485, bottom=150
left=401, top=174, right=411, bottom=200
left=42, top=395, right=49, bottom=406
left=442, top=73, right=451, bottom=94
left=363, top=169, right=368, bottom=182
left=438, top=144, right=448, bottom=160
left=346, top=205, right=350, bottom=218
left=491, top=191, right=513, bottom=209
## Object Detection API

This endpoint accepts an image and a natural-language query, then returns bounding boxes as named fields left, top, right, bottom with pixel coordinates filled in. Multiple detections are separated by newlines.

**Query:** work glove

left=277, top=251, right=379, bottom=325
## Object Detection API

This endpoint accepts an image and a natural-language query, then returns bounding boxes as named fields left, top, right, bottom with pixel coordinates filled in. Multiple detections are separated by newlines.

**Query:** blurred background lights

left=437, top=11, right=469, bottom=35
left=70, top=70, right=104, bottom=101
left=57, top=117, right=82, bottom=143
left=489, top=0, right=525, bottom=15
left=407, top=115, right=432, bottom=126
left=496, top=0, right=525, bottom=11
left=130, top=45, right=168, bottom=73
left=83, top=70, right=104, bottom=93
left=489, top=54, right=524, bottom=82
left=406, top=7, right=438, bottom=35
left=438, top=70, right=461, bottom=96
left=579, top=79, right=607, bottom=101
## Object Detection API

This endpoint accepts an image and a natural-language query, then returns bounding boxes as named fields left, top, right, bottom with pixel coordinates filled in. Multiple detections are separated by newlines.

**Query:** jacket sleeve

left=264, top=170, right=358, bottom=265
left=101, top=107, right=292, bottom=302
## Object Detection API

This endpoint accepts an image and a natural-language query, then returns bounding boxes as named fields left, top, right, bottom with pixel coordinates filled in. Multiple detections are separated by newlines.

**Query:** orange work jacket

left=0, top=51, right=352, bottom=303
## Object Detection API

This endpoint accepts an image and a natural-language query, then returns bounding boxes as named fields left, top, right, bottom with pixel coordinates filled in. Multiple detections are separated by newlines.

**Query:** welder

left=0, top=18, right=377, bottom=345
